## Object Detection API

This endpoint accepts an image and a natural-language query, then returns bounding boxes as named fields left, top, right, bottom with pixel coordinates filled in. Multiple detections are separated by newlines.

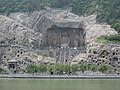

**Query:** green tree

left=0, top=68, right=4, bottom=74
left=79, top=64, right=87, bottom=74
left=113, top=23, right=120, bottom=33
left=55, top=64, right=64, bottom=74
left=63, top=65, right=71, bottom=74
left=71, top=64, right=78, bottom=74
left=90, top=64, right=97, bottom=74
left=98, top=64, right=108, bottom=74
left=117, top=67, right=120, bottom=72
left=38, top=64, right=47, bottom=74
left=116, top=67, right=120, bottom=74
left=26, top=64, right=38, bottom=74
left=47, top=65, right=54, bottom=74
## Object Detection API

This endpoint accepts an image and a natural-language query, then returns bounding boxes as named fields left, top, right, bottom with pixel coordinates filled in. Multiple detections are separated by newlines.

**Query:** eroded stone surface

left=0, top=9, right=86, bottom=72
left=0, top=9, right=119, bottom=73
left=9, top=9, right=85, bottom=48
left=84, top=15, right=117, bottom=48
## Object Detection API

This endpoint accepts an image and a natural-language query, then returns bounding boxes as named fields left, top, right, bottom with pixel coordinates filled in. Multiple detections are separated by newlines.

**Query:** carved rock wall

left=0, top=9, right=86, bottom=69
left=46, top=25, right=85, bottom=48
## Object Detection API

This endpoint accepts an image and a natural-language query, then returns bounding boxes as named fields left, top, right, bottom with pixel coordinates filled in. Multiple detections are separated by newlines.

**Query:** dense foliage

left=97, top=35, right=120, bottom=43
left=0, top=68, right=4, bottom=74
left=26, top=64, right=108, bottom=75
left=98, top=64, right=108, bottom=74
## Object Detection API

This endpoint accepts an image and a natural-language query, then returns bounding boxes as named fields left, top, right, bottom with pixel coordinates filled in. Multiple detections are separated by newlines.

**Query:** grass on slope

left=96, top=34, right=120, bottom=43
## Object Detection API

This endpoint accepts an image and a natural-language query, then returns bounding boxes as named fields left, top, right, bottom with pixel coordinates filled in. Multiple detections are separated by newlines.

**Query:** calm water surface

left=0, top=79, right=120, bottom=90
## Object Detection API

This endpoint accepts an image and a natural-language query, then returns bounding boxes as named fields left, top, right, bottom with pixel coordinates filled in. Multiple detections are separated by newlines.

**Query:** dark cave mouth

left=45, top=25, right=86, bottom=49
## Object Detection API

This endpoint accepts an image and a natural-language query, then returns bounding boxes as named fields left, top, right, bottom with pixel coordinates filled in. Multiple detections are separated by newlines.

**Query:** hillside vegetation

left=0, top=0, right=120, bottom=42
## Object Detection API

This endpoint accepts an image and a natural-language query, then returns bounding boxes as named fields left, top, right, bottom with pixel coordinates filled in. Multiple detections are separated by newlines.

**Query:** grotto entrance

left=41, top=25, right=86, bottom=64
left=45, top=25, right=86, bottom=48
left=8, top=60, right=18, bottom=74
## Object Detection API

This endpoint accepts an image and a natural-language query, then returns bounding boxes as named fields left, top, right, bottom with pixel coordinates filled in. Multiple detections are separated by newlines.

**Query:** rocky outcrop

left=9, top=9, right=84, bottom=32
left=84, top=15, right=118, bottom=48
left=72, top=15, right=119, bottom=68
left=0, top=15, right=42, bottom=48
left=0, top=8, right=119, bottom=73
left=9, top=12, right=117, bottom=49
left=0, top=15, right=43, bottom=68
left=9, top=9, right=85, bottom=48
left=0, top=9, right=86, bottom=71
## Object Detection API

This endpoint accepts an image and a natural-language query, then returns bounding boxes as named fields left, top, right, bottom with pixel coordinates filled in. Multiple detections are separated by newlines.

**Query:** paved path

left=0, top=74, right=120, bottom=79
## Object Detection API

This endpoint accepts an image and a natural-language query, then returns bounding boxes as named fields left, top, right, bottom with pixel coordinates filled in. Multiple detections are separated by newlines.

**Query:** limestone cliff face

left=9, top=11, right=42, bottom=29
left=72, top=15, right=118, bottom=64
left=0, top=9, right=118, bottom=70
left=9, top=9, right=85, bottom=48
left=9, top=9, right=84, bottom=32
left=0, top=15, right=42, bottom=48
left=9, top=12, right=117, bottom=49
left=84, top=15, right=117, bottom=48
left=0, top=9, right=86, bottom=68
left=0, top=15, right=43, bottom=65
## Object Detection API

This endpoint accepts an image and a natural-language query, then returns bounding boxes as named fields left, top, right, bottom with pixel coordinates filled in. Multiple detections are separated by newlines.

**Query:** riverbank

left=0, top=74, right=120, bottom=79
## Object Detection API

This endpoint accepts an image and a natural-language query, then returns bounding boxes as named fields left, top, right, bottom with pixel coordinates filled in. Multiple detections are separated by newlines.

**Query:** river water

left=0, top=79, right=120, bottom=90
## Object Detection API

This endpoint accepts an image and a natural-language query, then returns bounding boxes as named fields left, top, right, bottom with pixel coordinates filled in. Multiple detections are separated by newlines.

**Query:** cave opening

left=45, top=25, right=86, bottom=49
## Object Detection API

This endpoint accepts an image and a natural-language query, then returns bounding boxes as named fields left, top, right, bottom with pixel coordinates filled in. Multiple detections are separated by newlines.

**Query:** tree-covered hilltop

left=0, top=0, right=99, bottom=14
left=0, top=0, right=120, bottom=33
